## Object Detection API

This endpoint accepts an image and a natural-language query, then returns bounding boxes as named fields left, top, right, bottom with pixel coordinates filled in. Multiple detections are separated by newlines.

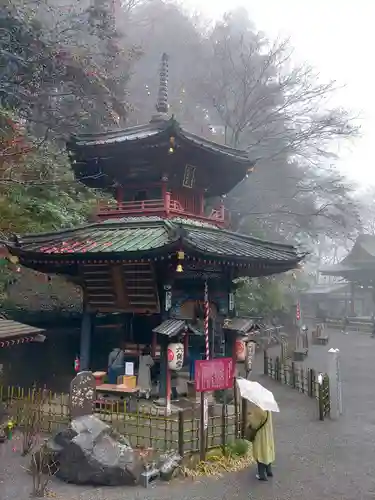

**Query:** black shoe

left=267, top=471, right=273, bottom=478
left=256, top=474, right=268, bottom=481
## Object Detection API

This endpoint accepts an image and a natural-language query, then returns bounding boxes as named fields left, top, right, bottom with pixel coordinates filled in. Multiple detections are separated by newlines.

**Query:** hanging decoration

left=245, top=340, right=257, bottom=374
left=204, top=279, right=210, bottom=360
left=228, top=292, right=235, bottom=312
left=167, top=342, right=184, bottom=371
left=0, top=336, right=34, bottom=348
left=182, top=164, right=196, bottom=188
left=169, top=136, right=175, bottom=154
left=164, top=284, right=172, bottom=311
left=176, top=249, right=184, bottom=273
left=296, top=301, right=301, bottom=322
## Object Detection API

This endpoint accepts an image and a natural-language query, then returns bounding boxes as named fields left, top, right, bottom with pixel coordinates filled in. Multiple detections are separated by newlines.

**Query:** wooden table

left=95, top=384, right=140, bottom=412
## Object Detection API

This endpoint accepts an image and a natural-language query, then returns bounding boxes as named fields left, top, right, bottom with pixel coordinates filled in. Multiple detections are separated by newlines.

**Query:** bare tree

left=192, top=8, right=361, bottom=242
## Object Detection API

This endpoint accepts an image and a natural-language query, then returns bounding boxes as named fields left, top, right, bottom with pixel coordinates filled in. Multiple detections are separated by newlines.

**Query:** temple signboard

left=195, top=357, right=234, bottom=392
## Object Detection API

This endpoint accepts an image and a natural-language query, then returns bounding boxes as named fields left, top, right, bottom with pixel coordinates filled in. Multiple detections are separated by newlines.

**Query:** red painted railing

left=96, top=192, right=228, bottom=226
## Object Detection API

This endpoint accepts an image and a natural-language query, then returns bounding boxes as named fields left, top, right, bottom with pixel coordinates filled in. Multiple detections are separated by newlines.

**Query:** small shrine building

left=320, top=234, right=375, bottom=316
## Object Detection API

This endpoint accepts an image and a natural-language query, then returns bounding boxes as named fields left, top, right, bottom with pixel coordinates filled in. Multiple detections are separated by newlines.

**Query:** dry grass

left=181, top=447, right=254, bottom=478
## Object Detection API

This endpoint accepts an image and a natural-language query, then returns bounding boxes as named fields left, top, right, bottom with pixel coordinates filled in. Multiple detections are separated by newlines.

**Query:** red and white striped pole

left=204, top=279, right=210, bottom=360
left=201, top=279, right=210, bottom=460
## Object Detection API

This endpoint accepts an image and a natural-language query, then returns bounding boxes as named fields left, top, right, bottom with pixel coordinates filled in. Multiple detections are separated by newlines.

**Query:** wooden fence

left=305, top=316, right=373, bottom=333
left=263, top=352, right=330, bottom=421
left=0, top=385, right=245, bottom=455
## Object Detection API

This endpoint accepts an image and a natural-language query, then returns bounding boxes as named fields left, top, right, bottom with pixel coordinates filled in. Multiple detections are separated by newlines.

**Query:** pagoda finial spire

left=151, top=53, right=169, bottom=122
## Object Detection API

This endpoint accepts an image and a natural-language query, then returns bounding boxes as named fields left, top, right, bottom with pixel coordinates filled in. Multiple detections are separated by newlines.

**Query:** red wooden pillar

left=165, top=191, right=171, bottom=216
left=116, top=186, right=123, bottom=206
left=199, top=193, right=204, bottom=215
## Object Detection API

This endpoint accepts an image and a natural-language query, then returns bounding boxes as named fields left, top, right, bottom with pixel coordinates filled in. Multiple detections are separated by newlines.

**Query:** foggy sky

left=183, top=0, right=374, bottom=187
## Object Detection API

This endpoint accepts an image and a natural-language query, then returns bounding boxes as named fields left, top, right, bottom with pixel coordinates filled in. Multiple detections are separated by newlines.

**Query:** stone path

left=2, top=328, right=375, bottom=500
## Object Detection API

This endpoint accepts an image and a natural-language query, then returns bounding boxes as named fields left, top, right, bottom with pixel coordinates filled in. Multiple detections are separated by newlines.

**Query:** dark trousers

left=108, top=366, right=123, bottom=384
left=257, top=462, right=273, bottom=479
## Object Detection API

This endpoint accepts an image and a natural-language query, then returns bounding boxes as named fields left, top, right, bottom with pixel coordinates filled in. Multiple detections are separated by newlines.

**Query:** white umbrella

left=236, top=378, right=280, bottom=413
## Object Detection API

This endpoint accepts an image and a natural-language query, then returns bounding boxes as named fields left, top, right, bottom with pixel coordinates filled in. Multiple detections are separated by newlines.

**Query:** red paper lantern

left=235, top=339, right=246, bottom=361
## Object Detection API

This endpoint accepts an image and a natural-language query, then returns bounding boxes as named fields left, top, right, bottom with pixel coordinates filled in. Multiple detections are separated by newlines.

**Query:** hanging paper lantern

left=167, top=343, right=184, bottom=371
left=235, top=338, right=246, bottom=362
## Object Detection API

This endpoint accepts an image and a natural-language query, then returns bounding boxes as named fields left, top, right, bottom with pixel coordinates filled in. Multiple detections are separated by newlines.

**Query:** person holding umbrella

left=236, top=378, right=278, bottom=482
left=247, top=406, right=275, bottom=480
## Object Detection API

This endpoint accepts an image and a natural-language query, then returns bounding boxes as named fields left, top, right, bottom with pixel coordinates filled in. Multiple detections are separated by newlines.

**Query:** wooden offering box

left=116, top=375, right=137, bottom=389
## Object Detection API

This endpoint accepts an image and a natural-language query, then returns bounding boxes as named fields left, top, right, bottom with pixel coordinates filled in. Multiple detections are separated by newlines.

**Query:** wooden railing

left=325, top=317, right=373, bottom=333
left=96, top=193, right=228, bottom=225
left=98, top=199, right=165, bottom=214
left=305, top=315, right=374, bottom=333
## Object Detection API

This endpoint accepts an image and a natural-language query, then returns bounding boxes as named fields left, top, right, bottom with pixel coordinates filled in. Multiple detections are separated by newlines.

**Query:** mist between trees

left=0, top=0, right=371, bottom=315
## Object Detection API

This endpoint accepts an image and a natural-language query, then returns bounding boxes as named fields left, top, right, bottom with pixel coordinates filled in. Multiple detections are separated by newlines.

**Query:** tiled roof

left=0, top=319, right=44, bottom=341
left=153, top=319, right=205, bottom=337
left=7, top=218, right=302, bottom=268
left=71, top=123, right=161, bottom=147
left=321, top=235, right=375, bottom=277
left=152, top=319, right=186, bottom=337
left=68, top=119, right=250, bottom=163
left=222, top=317, right=255, bottom=333
left=185, top=228, right=300, bottom=262
left=16, top=222, right=171, bottom=254
left=187, top=320, right=204, bottom=336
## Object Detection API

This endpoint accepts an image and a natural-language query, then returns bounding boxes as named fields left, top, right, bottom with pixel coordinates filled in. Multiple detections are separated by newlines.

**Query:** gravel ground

left=1, top=328, right=375, bottom=500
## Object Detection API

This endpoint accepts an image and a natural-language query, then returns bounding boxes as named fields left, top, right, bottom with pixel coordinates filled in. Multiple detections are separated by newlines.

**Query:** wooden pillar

left=350, top=282, right=355, bottom=316
left=184, top=330, right=189, bottom=362
left=159, top=282, right=172, bottom=401
left=159, top=337, right=168, bottom=399
left=151, top=331, right=157, bottom=358
left=166, top=353, right=171, bottom=412
left=80, top=309, right=92, bottom=371
left=116, top=185, right=123, bottom=204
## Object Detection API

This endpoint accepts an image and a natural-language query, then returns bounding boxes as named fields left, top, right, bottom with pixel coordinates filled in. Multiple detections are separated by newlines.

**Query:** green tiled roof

left=7, top=217, right=303, bottom=268
left=22, top=224, right=170, bottom=254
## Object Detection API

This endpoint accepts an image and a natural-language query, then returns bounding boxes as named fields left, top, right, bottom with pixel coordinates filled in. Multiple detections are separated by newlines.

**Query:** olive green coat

left=247, top=406, right=275, bottom=465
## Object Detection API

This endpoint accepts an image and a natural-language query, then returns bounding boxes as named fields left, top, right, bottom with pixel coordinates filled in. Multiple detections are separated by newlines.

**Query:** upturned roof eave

left=67, top=118, right=251, bottom=165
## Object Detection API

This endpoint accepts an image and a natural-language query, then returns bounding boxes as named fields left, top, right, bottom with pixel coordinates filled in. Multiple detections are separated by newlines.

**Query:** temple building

left=320, top=234, right=375, bottom=316
left=5, top=54, right=303, bottom=402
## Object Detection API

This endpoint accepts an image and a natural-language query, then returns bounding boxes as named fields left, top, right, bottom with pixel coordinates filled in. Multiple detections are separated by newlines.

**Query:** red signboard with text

left=195, top=357, right=234, bottom=393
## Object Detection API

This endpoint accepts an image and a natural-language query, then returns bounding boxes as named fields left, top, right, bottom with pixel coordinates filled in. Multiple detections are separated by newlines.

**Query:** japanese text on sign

left=195, top=357, right=234, bottom=393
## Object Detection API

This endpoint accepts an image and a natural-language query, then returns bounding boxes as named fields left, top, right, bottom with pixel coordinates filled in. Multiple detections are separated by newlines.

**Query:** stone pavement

left=1, top=328, right=375, bottom=500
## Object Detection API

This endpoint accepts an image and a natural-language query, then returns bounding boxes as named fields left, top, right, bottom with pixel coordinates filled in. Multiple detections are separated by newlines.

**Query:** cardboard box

left=117, top=375, right=137, bottom=389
